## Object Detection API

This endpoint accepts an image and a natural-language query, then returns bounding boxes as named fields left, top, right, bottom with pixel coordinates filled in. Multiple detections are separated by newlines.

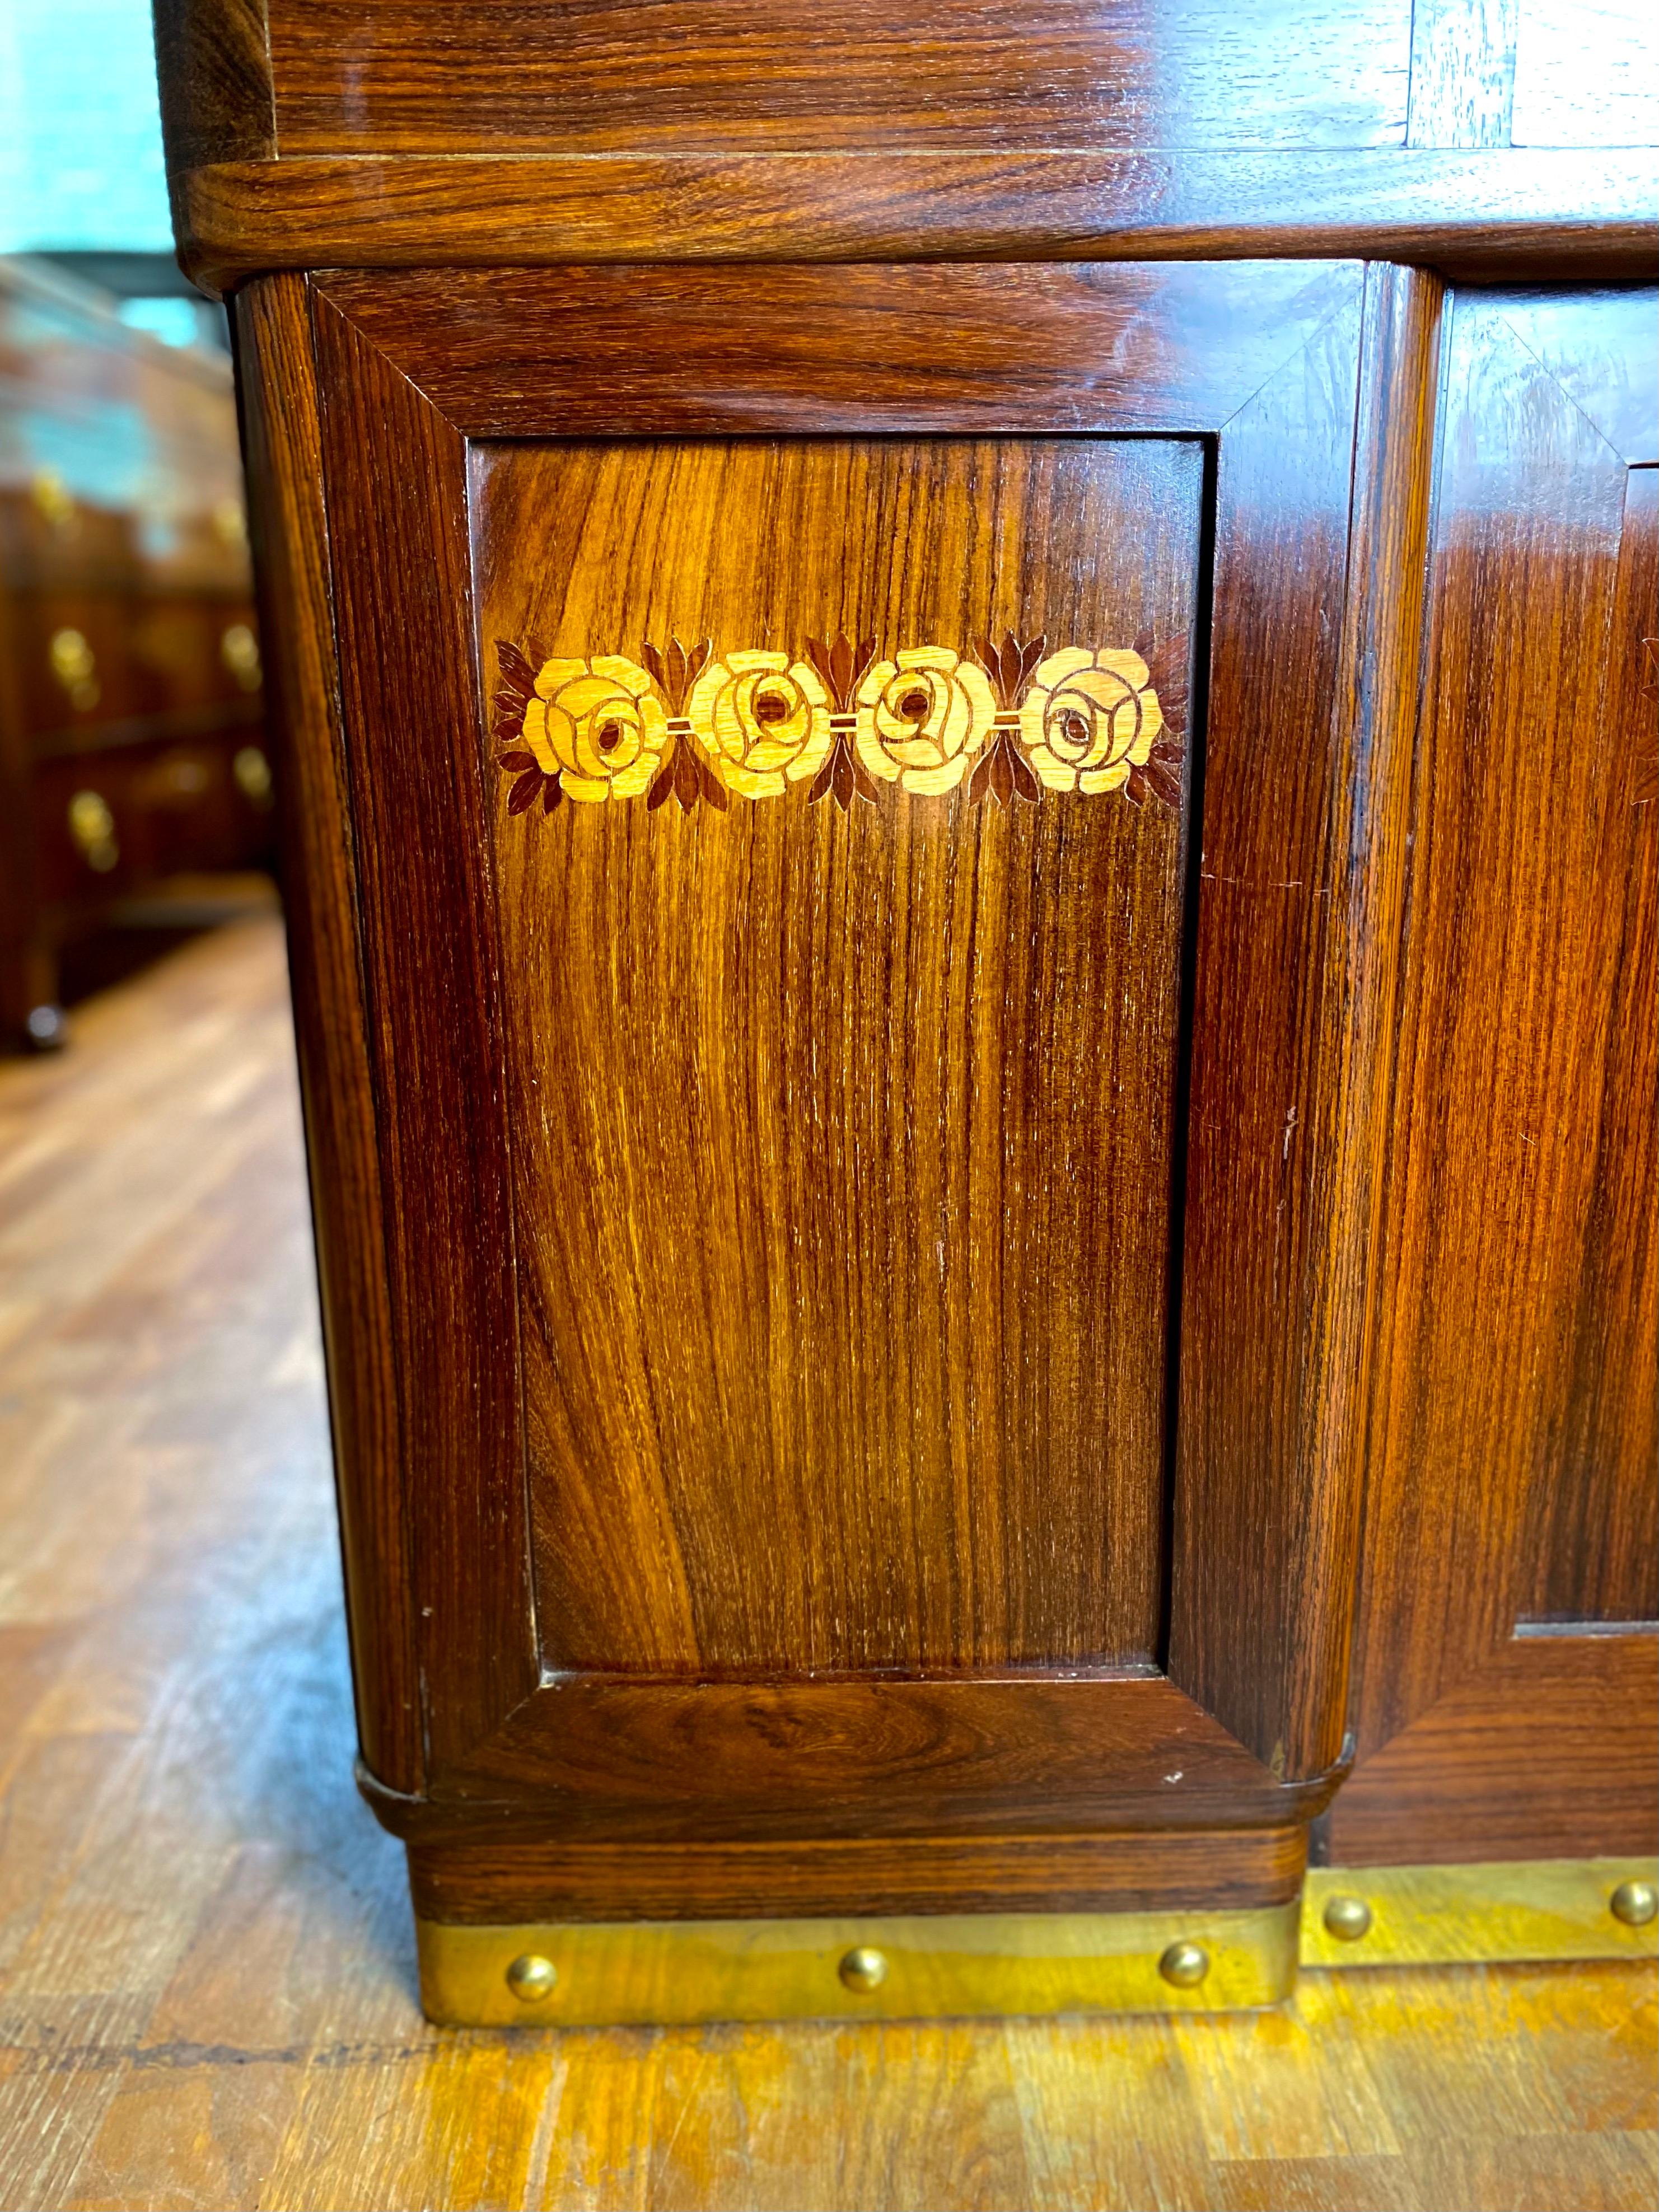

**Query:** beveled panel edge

left=308, top=285, right=540, bottom=1770
left=415, top=1900, right=1301, bottom=2026
left=1302, top=1858, right=1659, bottom=1967
left=173, top=149, right=1659, bottom=296
left=311, top=258, right=1362, bottom=442
left=355, top=1676, right=1351, bottom=1845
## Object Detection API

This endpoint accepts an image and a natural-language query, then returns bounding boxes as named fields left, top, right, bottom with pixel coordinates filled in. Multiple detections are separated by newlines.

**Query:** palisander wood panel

left=1328, top=284, right=1659, bottom=1868
left=278, top=259, right=1437, bottom=1881
left=475, top=434, right=1197, bottom=1677
left=233, top=273, right=420, bottom=1791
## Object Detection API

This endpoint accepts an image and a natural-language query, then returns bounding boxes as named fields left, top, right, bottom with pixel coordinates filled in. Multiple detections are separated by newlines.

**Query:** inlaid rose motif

left=1019, top=647, right=1166, bottom=797
left=518, top=654, right=667, bottom=803
left=494, top=631, right=1183, bottom=821
left=687, top=651, right=831, bottom=799
left=854, top=647, right=996, bottom=795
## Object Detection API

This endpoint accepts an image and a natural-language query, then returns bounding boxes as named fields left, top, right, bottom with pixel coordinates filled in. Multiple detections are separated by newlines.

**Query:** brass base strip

left=1302, top=1858, right=1659, bottom=1970
left=417, top=1902, right=1300, bottom=2028
left=416, top=1860, right=1658, bottom=2026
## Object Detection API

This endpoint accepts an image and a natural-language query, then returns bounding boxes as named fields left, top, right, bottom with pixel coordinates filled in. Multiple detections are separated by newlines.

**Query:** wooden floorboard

left=0, top=909, right=1653, bottom=2212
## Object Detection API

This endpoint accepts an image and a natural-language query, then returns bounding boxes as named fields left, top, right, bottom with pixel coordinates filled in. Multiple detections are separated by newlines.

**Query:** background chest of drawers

left=0, top=258, right=273, bottom=1049
left=153, top=0, right=1656, bottom=2023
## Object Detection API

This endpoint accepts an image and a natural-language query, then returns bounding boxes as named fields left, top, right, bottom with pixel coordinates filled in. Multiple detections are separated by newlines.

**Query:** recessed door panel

left=473, top=436, right=1202, bottom=1675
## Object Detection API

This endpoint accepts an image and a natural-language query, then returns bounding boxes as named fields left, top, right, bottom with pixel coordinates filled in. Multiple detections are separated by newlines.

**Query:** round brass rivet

left=839, top=1946, right=889, bottom=1993
left=1322, top=1894, right=1373, bottom=1942
left=504, top=1953, right=558, bottom=2001
left=1610, top=1879, right=1658, bottom=1928
left=1158, top=1940, right=1210, bottom=1989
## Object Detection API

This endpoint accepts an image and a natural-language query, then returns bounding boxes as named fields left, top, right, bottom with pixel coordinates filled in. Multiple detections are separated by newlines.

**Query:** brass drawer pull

left=49, top=628, right=100, bottom=713
left=67, top=788, right=118, bottom=873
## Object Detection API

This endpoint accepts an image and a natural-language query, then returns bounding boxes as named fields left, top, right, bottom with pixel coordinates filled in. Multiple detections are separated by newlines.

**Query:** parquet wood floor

left=0, top=910, right=1653, bottom=2212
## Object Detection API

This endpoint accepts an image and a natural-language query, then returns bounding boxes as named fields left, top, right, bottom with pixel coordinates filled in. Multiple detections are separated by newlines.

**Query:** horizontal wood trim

left=408, top=1825, right=1309, bottom=1923
left=360, top=1675, right=1347, bottom=1844
left=257, top=0, right=1414, bottom=161
left=1326, top=1633, right=1659, bottom=1866
left=311, top=260, right=1357, bottom=438
left=175, top=150, right=1658, bottom=295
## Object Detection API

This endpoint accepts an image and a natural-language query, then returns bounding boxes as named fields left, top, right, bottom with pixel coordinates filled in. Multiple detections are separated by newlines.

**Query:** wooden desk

left=0, top=259, right=274, bottom=1047
left=152, top=0, right=1657, bottom=2022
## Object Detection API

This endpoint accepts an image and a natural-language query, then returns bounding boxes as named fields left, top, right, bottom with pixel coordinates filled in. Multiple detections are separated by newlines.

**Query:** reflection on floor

left=0, top=913, right=1653, bottom=2212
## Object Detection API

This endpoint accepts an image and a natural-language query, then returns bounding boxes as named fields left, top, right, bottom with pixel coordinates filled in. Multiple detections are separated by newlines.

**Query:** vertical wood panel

left=232, top=273, right=420, bottom=1790
left=1345, top=287, right=1658, bottom=1770
left=310, top=296, right=536, bottom=1773
left=1527, top=463, right=1657, bottom=1625
left=1170, top=280, right=1405, bottom=1782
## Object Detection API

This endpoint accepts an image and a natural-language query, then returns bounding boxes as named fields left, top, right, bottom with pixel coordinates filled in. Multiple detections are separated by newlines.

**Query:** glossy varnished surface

left=175, top=148, right=1659, bottom=294
left=158, top=0, right=1659, bottom=161
left=262, top=0, right=1417, bottom=155
left=476, top=437, right=1195, bottom=1677
left=152, top=0, right=1658, bottom=289
left=314, top=260, right=1359, bottom=437
left=0, top=914, right=1654, bottom=2206
left=233, top=273, right=418, bottom=1793
left=1331, top=284, right=1659, bottom=1867
left=295, top=263, right=1398, bottom=1858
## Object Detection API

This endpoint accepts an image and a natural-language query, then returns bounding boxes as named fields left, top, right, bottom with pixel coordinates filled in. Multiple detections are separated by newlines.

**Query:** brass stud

left=504, top=1952, right=558, bottom=2001
left=1322, top=1893, right=1373, bottom=1942
left=838, top=1945, right=889, bottom=1993
left=1610, top=1879, right=1658, bottom=1928
left=1158, top=1940, right=1210, bottom=1989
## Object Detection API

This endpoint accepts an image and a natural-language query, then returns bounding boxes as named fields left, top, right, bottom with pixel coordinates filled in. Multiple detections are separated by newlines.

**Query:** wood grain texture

left=1214, top=260, right=1440, bottom=1771
left=1328, top=1634, right=1659, bottom=1865
left=231, top=274, right=419, bottom=1792
left=298, top=263, right=1385, bottom=1855
left=1527, top=460, right=1657, bottom=1626
left=1511, top=0, right=1659, bottom=147
left=1406, top=0, right=1516, bottom=148
left=1473, top=285, right=1659, bottom=467
left=313, top=260, right=1361, bottom=440
left=308, top=292, right=537, bottom=1778
left=476, top=437, right=1195, bottom=1678
left=413, top=1675, right=1340, bottom=1842
left=1168, top=273, right=1395, bottom=1783
left=172, top=148, right=1659, bottom=296
left=1330, top=286, right=1659, bottom=1867
left=259, top=0, right=1412, bottom=157
left=1, top=916, right=1655, bottom=2212
left=408, top=1826, right=1308, bottom=1925
left=152, top=0, right=274, bottom=170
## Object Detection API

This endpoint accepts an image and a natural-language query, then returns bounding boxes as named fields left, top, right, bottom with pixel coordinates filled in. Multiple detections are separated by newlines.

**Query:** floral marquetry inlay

left=493, top=633, right=1184, bottom=819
